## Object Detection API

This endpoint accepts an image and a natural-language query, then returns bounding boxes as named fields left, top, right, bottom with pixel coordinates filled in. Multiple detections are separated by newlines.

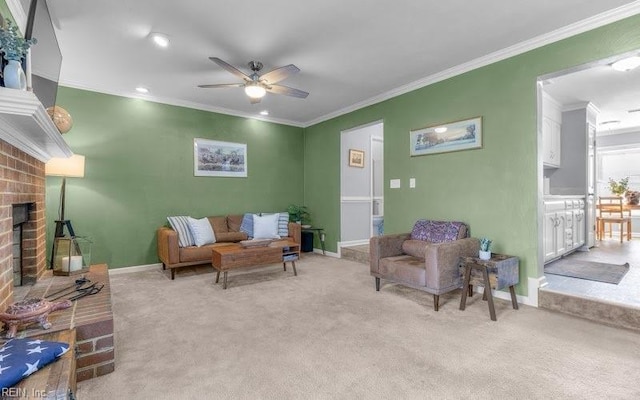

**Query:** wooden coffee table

left=211, top=240, right=300, bottom=289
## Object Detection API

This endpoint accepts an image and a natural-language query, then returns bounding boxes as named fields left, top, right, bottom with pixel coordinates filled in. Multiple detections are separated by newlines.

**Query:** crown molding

left=303, top=2, right=640, bottom=127
left=55, top=2, right=640, bottom=129
left=58, top=80, right=306, bottom=128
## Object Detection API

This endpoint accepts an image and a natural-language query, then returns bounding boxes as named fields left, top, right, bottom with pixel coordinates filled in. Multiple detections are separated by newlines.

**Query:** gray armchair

left=369, top=220, right=480, bottom=311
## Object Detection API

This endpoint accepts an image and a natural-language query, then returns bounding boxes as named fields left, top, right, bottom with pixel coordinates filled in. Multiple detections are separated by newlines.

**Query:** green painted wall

left=303, top=14, right=640, bottom=295
left=47, top=88, right=304, bottom=268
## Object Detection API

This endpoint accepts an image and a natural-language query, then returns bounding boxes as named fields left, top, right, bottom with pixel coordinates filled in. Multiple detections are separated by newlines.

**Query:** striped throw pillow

left=240, top=213, right=254, bottom=239
left=278, top=212, right=289, bottom=237
left=167, top=216, right=196, bottom=247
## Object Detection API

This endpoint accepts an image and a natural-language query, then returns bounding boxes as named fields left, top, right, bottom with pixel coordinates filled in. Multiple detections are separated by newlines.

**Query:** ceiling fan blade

left=197, top=83, right=245, bottom=89
left=259, top=64, right=300, bottom=85
left=266, top=84, right=309, bottom=99
left=209, top=57, right=251, bottom=81
left=249, top=97, right=262, bottom=104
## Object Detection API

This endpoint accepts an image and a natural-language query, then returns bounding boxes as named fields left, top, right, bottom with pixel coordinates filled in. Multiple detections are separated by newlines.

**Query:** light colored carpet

left=77, top=254, right=640, bottom=400
left=545, top=258, right=630, bottom=284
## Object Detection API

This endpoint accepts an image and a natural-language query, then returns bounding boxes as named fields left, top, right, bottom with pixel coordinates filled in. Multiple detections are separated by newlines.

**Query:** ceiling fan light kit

left=245, top=83, right=266, bottom=99
left=198, top=57, right=309, bottom=103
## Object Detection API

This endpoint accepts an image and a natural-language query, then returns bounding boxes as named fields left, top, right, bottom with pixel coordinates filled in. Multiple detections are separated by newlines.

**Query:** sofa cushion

left=167, top=216, right=196, bottom=248
left=216, top=231, right=248, bottom=242
left=209, top=216, right=228, bottom=235
left=410, top=220, right=468, bottom=243
left=227, top=215, right=243, bottom=232
left=253, top=213, right=280, bottom=239
left=187, top=217, right=216, bottom=247
left=240, top=213, right=254, bottom=238
left=379, top=255, right=425, bottom=286
left=402, top=240, right=428, bottom=259
left=179, top=243, right=222, bottom=263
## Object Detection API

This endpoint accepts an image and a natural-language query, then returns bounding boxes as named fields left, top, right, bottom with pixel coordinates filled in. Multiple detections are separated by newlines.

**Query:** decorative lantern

left=52, top=237, right=92, bottom=276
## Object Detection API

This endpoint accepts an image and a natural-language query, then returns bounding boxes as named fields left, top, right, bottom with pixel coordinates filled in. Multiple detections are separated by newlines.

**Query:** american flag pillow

left=0, top=338, right=69, bottom=389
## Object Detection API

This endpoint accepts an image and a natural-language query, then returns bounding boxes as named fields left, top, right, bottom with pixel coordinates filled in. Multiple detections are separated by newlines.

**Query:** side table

left=301, top=227, right=326, bottom=255
left=459, top=253, right=519, bottom=321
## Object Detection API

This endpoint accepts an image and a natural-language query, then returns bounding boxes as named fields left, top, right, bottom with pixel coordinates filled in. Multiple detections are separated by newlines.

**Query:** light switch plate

left=390, top=179, right=401, bottom=189
left=409, top=178, right=416, bottom=188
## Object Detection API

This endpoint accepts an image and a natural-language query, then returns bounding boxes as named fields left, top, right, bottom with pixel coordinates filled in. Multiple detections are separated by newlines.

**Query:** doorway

left=536, top=50, right=640, bottom=320
left=339, top=121, right=384, bottom=251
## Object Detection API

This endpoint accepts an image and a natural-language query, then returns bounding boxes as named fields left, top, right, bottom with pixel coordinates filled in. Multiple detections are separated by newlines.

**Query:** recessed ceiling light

left=260, top=110, right=269, bottom=116
left=135, top=87, right=149, bottom=93
left=611, top=56, right=640, bottom=72
left=434, top=126, right=447, bottom=133
left=628, top=108, right=640, bottom=114
left=599, top=120, right=621, bottom=127
left=150, top=33, right=170, bottom=48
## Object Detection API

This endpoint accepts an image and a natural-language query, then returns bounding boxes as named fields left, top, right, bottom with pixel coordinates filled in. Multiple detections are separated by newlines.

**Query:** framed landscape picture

left=193, top=138, right=247, bottom=177
left=409, top=116, right=482, bottom=156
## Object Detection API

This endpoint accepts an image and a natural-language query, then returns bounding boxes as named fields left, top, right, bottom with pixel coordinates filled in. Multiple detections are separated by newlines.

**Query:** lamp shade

left=45, top=154, right=85, bottom=177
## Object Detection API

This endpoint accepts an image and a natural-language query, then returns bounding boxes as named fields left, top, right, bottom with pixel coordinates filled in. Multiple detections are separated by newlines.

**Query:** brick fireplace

left=0, top=140, right=47, bottom=310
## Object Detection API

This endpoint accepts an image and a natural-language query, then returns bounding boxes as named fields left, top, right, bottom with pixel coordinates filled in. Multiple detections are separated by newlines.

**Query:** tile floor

left=543, top=238, right=640, bottom=308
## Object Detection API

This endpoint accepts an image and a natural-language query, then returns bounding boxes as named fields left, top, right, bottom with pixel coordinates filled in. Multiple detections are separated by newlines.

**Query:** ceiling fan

left=198, top=57, right=309, bottom=104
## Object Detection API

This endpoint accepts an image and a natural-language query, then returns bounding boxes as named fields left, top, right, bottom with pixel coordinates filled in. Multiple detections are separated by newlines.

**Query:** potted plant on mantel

left=287, top=204, right=310, bottom=225
left=0, top=18, right=36, bottom=90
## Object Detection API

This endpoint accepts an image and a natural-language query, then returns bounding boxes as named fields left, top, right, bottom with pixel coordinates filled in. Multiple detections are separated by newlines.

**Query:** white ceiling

left=23, top=0, right=640, bottom=126
left=542, top=56, right=640, bottom=134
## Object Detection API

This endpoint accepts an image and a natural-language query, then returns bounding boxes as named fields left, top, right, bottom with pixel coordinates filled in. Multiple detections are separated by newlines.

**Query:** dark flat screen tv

left=22, top=0, right=62, bottom=109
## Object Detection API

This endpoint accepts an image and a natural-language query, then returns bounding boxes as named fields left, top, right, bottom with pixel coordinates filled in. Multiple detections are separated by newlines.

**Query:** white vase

left=479, top=250, right=491, bottom=260
left=3, top=60, right=26, bottom=90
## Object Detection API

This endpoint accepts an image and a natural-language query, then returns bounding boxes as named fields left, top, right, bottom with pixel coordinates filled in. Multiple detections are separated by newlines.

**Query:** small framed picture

left=349, top=149, right=365, bottom=168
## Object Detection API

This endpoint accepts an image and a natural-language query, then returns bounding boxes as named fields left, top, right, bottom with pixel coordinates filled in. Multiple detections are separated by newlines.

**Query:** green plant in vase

left=608, top=177, right=629, bottom=197
left=0, top=19, right=36, bottom=90
left=479, top=238, right=492, bottom=260
left=0, top=19, right=36, bottom=61
left=287, top=204, right=310, bottom=224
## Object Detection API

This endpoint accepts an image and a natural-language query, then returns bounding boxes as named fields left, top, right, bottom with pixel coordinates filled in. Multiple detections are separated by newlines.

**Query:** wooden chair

left=597, top=196, right=632, bottom=243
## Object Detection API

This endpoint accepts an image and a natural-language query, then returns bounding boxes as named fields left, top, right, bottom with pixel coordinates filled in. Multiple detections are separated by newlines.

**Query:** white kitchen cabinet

left=542, top=93, right=562, bottom=168
left=543, top=200, right=567, bottom=262
left=544, top=197, right=587, bottom=262
left=573, top=200, right=586, bottom=248
left=543, top=116, right=562, bottom=167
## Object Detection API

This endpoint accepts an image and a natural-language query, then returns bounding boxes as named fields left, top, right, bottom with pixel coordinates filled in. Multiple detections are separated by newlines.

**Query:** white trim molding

left=0, top=88, right=72, bottom=161
left=108, top=263, right=162, bottom=275
left=5, top=0, right=27, bottom=33
left=313, top=248, right=340, bottom=258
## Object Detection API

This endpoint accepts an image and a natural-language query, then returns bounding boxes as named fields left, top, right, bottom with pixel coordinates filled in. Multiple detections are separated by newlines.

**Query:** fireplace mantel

left=0, top=87, right=72, bottom=162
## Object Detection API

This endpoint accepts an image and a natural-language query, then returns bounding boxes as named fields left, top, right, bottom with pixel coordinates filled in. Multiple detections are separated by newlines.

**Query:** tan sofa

left=158, top=214, right=301, bottom=279
left=370, top=220, right=479, bottom=311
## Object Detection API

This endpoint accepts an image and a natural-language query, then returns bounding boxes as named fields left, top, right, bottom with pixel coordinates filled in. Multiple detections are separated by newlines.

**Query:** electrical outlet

left=409, top=178, right=416, bottom=188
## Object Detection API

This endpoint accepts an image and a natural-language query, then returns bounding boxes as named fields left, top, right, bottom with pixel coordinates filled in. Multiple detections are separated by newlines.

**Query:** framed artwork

left=409, top=116, right=482, bottom=156
left=349, top=149, right=365, bottom=168
left=193, top=138, right=247, bottom=177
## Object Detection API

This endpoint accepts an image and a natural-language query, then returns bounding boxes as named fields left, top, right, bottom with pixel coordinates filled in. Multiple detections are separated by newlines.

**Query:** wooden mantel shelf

left=0, top=87, right=72, bottom=162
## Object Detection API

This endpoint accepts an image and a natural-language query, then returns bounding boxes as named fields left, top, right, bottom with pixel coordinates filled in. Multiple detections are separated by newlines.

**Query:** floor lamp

left=45, top=154, right=85, bottom=268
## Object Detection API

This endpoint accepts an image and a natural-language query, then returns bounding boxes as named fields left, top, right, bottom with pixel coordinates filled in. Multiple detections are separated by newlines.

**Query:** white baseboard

left=312, top=248, right=340, bottom=258
left=468, top=275, right=543, bottom=308
left=108, top=263, right=162, bottom=275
